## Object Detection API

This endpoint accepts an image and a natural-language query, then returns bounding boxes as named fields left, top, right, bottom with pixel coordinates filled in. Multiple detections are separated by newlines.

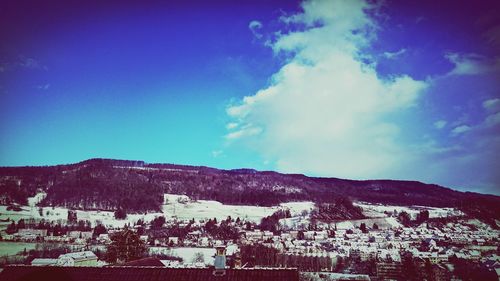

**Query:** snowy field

left=162, top=194, right=314, bottom=223
left=0, top=193, right=315, bottom=228
left=354, top=202, right=464, bottom=219
left=3, top=192, right=465, bottom=231
left=0, top=242, right=37, bottom=257
left=162, top=194, right=275, bottom=222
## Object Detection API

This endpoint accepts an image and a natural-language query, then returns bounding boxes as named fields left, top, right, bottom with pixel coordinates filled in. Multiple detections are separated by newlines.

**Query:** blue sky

left=1, top=0, right=499, bottom=195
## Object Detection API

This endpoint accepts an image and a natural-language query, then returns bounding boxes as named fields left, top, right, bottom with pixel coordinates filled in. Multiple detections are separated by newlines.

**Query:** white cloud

left=248, top=20, right=263, bottom=39
left=226, top=0, right=428, bottom=180
left=212, top=150, right=224, bottom=158
left=383, top=48, right=406, bottom=59
left=36, top=83, right=50, bottom=90
left=0, top=55, right=48, bottom=72
left=482, top=98, right=500, bottom=112
left=445, top=52, right=500, bottom=76
left=434, top=120, right=447, bottom=129
left=226, top=122, right=239, bottom=130
left=451, top=125, right=471, bottom=136
left=225, top=125, right=262, bottom=140
left=484, top=112, right=500, bottom=128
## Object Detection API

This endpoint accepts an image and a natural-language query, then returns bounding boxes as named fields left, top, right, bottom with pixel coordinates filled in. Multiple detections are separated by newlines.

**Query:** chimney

left=213, top=245, right=226, bottom=276
left=234, top=252, right=242, bottom=269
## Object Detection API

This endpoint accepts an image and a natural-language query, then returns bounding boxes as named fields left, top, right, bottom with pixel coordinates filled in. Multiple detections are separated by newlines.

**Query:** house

left=97, top=234, right=110, bottom=243
left=376, top=262, right=402, bottom=280
left=245, top=230, right=263, bottom=240
left=57, top=251, right=98, bottom=266
left=263, top=231, right=274, bottom=240
left=0, top=266, right=300, bottom=281
left=198, top=237, right=210, bottom=247
left=168, top=236, right=179, bottom=245
left=68, top=231, right=93, bottom=240
left=16, top=229, right=47, bottom=241
left=17, top=229, right=47, bottom=237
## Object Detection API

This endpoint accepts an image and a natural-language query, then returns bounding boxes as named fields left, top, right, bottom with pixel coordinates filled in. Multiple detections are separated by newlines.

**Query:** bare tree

left=192, top=252, right=205, bottom=264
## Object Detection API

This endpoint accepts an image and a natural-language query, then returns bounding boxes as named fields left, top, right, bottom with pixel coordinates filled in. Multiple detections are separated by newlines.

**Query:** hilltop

left=0, top=158, right=498, bottom=225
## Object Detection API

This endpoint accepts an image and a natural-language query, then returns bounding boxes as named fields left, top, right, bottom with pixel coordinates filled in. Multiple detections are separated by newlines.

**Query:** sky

left=1, top=0, right=499, bottom=195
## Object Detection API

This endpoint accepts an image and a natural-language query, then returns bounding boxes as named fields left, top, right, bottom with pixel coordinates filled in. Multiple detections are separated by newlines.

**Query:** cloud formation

left=451, top=125, right=471, bottom=136
left=434, top=120, right=447, bottom=129
left=383, top=48, right=406, bottom=59
left=0, top=55, right=48, bottom=72
left=445, top=52, right=500, bottom=76
left=483, top=98, right=500, bottom=112
left=227, top=0, right=428, bottom=179
left=248, top=20, right=263, bottom=39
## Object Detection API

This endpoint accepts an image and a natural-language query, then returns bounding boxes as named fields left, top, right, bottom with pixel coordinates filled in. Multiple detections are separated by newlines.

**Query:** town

left=0, top=193, right=498, bottom=281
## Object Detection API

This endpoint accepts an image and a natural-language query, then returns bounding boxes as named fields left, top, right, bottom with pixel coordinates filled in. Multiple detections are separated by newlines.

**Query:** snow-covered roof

left=31, top=258, right=58, bottom=266
left=59, top=251, right=97, bottom=261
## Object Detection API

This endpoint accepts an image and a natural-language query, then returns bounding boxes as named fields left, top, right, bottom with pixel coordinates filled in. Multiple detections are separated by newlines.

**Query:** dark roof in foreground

left=120, top=257, right=165, bottom=267
left=0, top=265, right=299, bottom=281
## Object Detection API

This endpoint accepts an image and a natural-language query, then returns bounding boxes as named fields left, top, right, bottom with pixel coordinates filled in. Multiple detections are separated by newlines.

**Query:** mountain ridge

left=0, top=158, right=481, bottom=193
left=0, top=158, right=498, bottom=225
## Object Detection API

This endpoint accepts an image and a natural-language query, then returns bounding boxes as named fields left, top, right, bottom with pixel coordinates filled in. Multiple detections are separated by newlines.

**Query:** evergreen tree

left=151, top=216, right=166, bottom=229
left=360, top=223, right=367, bottom=233
left=6, top=221, right=17, bottom=234
left=93, top=224, right=107, bottom=238
left=398, top=211, right=411, bottom=226
left=114, top=208, right=127, bottom=220
left=106, top=228, right=147, bottom=264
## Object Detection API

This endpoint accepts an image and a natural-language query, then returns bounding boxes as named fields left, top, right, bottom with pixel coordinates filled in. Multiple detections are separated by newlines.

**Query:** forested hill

left=0, top=158, right=498, bottom=223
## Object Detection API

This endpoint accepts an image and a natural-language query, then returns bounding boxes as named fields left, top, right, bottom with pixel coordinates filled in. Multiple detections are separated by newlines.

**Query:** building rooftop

left=0, top=265, right=300, bottom=281
left=120, top=257, right=166, bottom=267
left=59, top=251, right=97, bottom=261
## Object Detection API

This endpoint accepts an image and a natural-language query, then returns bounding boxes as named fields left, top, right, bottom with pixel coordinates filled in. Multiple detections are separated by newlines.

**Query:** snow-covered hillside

left=0, top=192, right=465, bottom=231
left=354, top=202, right=464, bottom=219
left=0, top=193, right=314, bottom=229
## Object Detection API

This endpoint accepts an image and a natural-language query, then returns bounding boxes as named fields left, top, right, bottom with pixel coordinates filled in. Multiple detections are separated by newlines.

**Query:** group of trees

left=150, top=216, right=166, bottom=229
left=105, top=228, right=147, bottom=264
left=145, top=216, right=241, bottom=245
left=276, top=252, right=335, bottom=272
left=415, top=210, right=430, bottom=224
left=40, top=165, right=164, bottom=215
left=400, top=253, right=497, bottom=281
left=449, top=256, right=498, bottom=281
left=114, top=209, right=127, bottom=220
left=0, top=180, right=29, bottom=205
left=240, top=244, right=280, bottom=267
left=397, top=210, right=430, bottom=227
left=311, top=197, right=365, bottom=222
left=5, top=218, right=92, bottom=236
left=93, top=224, right=107, bottom=238
left=398, top=211, right=412, bottom=227
left=259, top=209, right=291, bottom=233
left=359, top=223, right=368, bottom=233
left=24, top=244, right=73, bottom=264
left=204, top=217, right=240, bottom=241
